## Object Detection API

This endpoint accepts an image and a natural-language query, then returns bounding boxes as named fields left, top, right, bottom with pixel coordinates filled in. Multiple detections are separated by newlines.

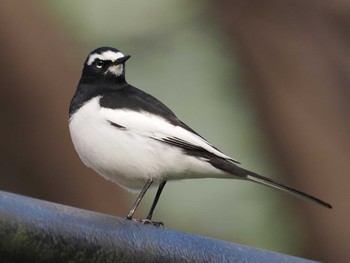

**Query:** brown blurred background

left=0, top=1, right=349, bottom=262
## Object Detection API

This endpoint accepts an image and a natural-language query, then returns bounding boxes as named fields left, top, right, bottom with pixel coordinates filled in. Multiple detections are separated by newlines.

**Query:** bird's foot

left=139, top=218, right=164, bottom=227
left=125, top=216, right=164, bottom=227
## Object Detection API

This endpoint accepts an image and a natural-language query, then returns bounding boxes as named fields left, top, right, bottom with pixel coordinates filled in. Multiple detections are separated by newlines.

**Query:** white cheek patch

left=86, top=51, right=125, bottom=66
left=106, top=64, right=124, bottom=76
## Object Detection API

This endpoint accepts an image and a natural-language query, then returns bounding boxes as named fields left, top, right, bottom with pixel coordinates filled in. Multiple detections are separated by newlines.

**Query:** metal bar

left=0, top=190, right=315, bottom=262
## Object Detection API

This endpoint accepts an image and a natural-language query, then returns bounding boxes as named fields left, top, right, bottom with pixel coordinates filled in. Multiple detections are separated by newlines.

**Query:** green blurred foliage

left=46, top=0, right=304, bottom=254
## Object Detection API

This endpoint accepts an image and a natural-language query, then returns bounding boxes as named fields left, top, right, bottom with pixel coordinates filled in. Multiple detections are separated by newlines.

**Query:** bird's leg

left=146, top=181, right=167, bottom=220
left=125, top=178, right=153, bottom=220
left=139, top=181, right=167, bottom=227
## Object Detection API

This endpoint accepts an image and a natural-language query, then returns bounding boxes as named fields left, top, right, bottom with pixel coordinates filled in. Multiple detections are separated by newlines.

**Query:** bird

left=69, top=47, right=332, bottom=226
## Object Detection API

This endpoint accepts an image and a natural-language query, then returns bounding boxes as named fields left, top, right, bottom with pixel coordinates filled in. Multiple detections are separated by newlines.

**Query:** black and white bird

left=69, top=47, right=332, bottom=225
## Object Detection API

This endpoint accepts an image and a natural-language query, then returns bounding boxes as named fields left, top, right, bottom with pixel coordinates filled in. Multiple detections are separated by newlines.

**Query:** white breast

left=69, top=97, right=224, bottom=192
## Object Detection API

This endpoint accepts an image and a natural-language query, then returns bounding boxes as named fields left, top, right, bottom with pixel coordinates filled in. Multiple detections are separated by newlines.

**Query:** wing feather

left=101, top=108, right=240, bottom=163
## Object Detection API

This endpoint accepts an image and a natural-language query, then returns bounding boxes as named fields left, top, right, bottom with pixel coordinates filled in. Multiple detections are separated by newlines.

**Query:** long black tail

left=210, top=158, right=332, bottom=209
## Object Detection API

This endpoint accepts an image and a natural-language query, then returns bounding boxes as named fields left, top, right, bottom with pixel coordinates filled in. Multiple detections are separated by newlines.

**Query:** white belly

left=69, top=97, right=222, bottom=191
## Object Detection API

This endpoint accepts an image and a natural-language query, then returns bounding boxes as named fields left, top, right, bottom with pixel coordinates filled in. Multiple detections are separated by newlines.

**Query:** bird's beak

left=115, top=55, right=131, bottom=65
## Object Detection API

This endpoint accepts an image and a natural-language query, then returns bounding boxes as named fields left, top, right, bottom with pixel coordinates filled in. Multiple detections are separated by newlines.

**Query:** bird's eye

left=96, top=60, right=104, bottom=68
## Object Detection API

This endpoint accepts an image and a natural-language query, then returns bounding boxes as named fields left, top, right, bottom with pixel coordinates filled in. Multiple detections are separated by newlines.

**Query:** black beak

left=115, top=55, right=131, bottom=65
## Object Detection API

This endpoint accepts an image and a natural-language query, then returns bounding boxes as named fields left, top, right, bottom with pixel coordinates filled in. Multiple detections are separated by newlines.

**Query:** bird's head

left=81, top=47, right=131, bottom=82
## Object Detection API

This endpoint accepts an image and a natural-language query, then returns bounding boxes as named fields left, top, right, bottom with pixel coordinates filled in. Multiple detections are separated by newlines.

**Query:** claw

left=139, top=219, right=164, bottom=227
left=124, top=217, right=164, bottom=227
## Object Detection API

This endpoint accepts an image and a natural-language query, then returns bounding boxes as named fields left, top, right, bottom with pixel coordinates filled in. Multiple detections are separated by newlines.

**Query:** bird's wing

left=99, top=97, right=332, bottom=209
left=100, top=107, right=239, bottom=163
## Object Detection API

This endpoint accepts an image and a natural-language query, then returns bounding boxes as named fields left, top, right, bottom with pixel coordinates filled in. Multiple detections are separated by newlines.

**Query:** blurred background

left=0, top=0, right=349, bottom=261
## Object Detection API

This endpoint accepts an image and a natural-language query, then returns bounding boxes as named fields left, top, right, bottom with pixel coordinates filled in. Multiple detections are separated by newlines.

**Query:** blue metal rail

left=0, top=190, right=315, bottom=262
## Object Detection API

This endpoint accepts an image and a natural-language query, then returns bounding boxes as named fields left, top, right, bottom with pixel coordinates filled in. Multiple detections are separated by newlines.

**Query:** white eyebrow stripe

left=86, top=51, right=125, bottom=66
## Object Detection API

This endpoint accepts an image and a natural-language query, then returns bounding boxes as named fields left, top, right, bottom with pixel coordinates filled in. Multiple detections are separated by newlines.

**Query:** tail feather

left=210, top=158, right=332, bottom=209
